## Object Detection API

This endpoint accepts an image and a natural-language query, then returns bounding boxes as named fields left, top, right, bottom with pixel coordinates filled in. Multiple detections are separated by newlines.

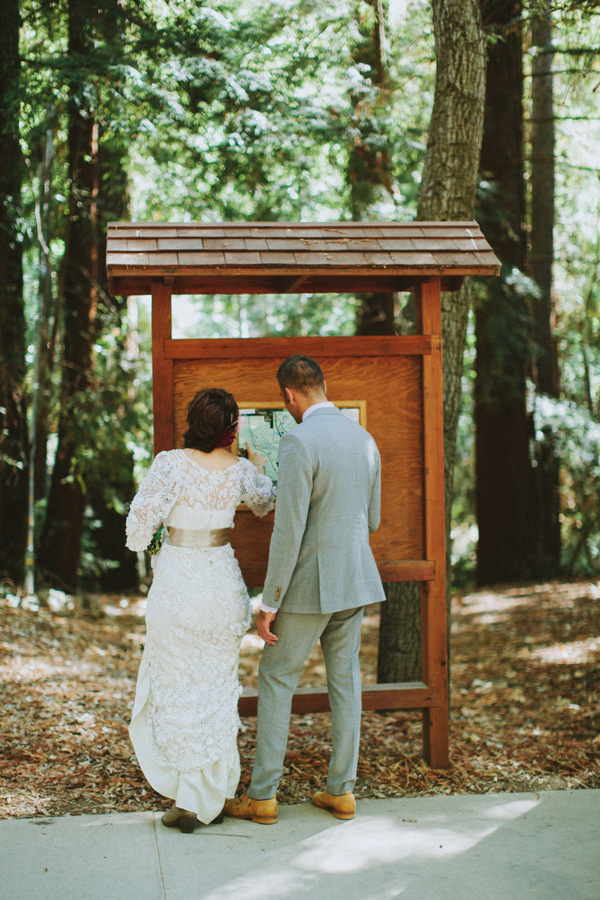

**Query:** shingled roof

left=106, top=221, right=500, bottom=296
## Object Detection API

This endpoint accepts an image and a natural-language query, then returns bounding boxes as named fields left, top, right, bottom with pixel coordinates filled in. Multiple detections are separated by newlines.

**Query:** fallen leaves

left=0, top=579, right=598, bottom=819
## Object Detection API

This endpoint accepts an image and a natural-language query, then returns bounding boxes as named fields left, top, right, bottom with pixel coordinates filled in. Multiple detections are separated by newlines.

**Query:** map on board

left=237, top=406, right=361, bottom=487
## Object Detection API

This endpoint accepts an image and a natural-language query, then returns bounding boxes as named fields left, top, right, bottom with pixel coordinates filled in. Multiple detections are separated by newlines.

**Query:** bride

left=125, top=388, right=275, bottom=832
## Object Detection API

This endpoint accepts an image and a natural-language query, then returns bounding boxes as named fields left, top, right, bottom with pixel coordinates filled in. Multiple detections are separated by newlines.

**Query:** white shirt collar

left=302, top=401, right=335, bottom=421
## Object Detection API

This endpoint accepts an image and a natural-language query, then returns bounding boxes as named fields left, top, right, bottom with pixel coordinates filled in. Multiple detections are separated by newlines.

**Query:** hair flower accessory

left=215, top=422, right=238, bottom=448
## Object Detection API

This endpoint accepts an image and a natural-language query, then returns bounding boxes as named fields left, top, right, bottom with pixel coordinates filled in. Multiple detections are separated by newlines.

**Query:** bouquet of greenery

left=147, top=525, right=166, bottom=556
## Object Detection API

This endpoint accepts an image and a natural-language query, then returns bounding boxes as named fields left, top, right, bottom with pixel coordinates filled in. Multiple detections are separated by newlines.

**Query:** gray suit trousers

left=249, top=606, right=364, bottom=800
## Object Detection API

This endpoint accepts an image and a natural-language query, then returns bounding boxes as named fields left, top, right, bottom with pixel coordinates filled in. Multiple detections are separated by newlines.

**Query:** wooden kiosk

left=107, top=221, right=500, bottom=769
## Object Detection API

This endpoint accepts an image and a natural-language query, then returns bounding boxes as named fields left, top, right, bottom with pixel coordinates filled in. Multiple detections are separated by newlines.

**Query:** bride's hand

left=247, top=447, right=267, bottom=473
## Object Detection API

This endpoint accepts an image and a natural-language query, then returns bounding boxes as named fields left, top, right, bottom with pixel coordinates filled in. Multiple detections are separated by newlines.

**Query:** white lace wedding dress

left=125, top=450, right=274, bottom=823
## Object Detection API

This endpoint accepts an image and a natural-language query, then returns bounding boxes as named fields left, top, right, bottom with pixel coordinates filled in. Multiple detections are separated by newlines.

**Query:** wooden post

left=151, top=279, right=174, bottom=454
left=416, top=278, right=449, bottom=767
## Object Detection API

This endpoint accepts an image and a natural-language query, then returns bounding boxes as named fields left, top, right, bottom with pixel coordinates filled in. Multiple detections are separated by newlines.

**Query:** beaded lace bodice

left=126, top=450, right=274, bottom=550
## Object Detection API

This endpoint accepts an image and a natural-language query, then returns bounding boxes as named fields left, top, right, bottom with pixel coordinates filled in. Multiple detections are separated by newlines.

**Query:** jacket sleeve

left=368, top=441, right=381, bottom=534
left=125, top=452, right=180, bottom=552
left=261, top=432, right=313, bottom=609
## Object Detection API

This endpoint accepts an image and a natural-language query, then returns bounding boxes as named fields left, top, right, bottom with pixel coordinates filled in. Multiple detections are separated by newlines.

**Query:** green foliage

left=9, top=0, right=600, bottom=588
left=129, top=0, right=435, bottom=224
left=450, top=4, right=600, bottom=582
left=535, top=395, right=600, bottom=573
left=450, top=308, right=477, bottom=591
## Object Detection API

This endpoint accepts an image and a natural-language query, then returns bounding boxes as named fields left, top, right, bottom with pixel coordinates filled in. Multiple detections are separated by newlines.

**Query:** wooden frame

left=236, top=399, right=366, bottom=425
left=107, top=221, right=500, bottom=770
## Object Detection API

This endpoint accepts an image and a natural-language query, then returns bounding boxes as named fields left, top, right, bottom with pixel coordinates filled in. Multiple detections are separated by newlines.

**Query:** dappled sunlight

left=523, top=636, right=600, bottom=665
left=482, top=798, right=539, bottom=819
left=456, top=580, right=599, bottom=623
left=204, top=869, right=318, bottom=900
left=204, top=798, right=542, bottom=899
left=503, top=582, right=600, bottom=601
left=293, top=817, right=496, bottom=872
left=1, top=657, right=98, bottom=680
left=2, top=579, right=598, bottom=818
left=0, top=791, right=53, bottom=818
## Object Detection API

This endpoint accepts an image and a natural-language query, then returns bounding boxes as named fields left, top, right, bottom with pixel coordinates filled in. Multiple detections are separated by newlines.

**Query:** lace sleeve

left=239, top=458, right=275, bottom=518
left=125, top=452, right=181, bottom=551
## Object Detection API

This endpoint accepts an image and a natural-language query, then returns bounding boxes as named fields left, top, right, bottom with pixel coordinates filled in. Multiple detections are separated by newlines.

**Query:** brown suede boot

left=223, top=793, right=278, bottom=825
left=161, top=803, right=198, bottom=833
left=311, top=790, right=356, bottom=820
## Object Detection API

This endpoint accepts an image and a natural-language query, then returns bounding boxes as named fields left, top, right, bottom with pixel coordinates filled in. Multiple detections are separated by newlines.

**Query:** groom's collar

left=302, top=401, right=336, bottom=421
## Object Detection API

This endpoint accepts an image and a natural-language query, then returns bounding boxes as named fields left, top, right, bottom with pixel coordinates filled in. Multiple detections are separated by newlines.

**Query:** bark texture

left=530, top=0, right=560, bottom=573
left=417, top=0, right=486, bottom=503
left=475, top=0, right=539, bottom=584
left=379, top=0, right=487, bottom=682
left=38, top=0, right=133, bottom=591
left=0, top=0, right=28, bottom=583
left=38, top=0, right=100, bottom=589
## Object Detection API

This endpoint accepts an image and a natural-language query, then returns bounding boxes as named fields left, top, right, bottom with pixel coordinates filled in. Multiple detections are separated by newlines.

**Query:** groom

left=225, top=354, right=385, bottom=824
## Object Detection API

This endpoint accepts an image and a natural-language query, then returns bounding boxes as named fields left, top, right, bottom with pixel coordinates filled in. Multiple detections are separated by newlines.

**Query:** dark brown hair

left=277, top=355, right=324, bottom=392
left=183, top=388, right=238, bottom=453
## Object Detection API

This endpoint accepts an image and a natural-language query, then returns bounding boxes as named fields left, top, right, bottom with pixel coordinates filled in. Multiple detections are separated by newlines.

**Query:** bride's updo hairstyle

left=183, top=388, right=239, bottom=453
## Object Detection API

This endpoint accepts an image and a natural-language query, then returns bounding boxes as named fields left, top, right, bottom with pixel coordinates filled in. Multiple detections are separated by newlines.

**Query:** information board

left=235, top=403, right=364, bottom=486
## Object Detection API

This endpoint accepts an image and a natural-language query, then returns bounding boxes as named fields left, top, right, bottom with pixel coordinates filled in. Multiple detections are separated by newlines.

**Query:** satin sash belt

left=166, top=526, right=231, bottom=549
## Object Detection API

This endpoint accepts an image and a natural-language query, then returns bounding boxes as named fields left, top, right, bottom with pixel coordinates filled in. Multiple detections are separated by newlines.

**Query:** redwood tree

left=530, top=0, right=560, bottom=573
left=350, top=0, right=396, bottom=337
left=38, top=0, right=128, bottom=589
left=379, top=0, right=487, bottom=681
left=474, top=0, right=539, bottom=584
left=474, top=0, right=559, bottom=585
left=0, top=0, right=28, bottom=584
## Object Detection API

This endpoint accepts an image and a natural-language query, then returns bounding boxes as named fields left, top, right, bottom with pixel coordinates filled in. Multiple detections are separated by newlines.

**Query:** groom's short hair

left=277, top=355, right=325, bottom=392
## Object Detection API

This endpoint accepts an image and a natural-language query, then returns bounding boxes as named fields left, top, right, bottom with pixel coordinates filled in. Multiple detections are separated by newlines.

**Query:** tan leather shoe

left=312, top=790, right=356, bottom=820
left=223, top=793, right=278, bottom=825
left=161, top=804, right=198, bottom=833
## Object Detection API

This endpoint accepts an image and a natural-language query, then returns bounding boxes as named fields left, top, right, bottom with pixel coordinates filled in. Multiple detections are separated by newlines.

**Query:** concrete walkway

left=1, top=790, right=598, bottom=900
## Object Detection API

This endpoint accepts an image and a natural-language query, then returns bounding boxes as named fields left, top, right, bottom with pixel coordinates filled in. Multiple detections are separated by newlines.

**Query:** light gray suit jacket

left=262, top=407, right=386, bottom=614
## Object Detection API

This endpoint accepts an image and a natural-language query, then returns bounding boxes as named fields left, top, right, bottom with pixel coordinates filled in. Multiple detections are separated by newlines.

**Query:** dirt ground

left=1, top=579, right=598, bottom=818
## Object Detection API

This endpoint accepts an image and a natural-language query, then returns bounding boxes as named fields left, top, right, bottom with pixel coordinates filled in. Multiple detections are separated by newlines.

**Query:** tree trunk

left=39, top=0, right=135, bottom=591
left=378, top=581, right=421, bottom=682
left=38, top=0, right=99, bottom=589
left=344, top=0, right=424, bottom=682
left=0, top=0, right=28, bottom=584
left=417, top=0, right=486, bottom=508
left=378, top=0, right=487, bottom=683
left=474, top=1, right=540, bottom=584
left=87, top=132, right=137, bottom=591
left=530, top=0, right=560, bottom=573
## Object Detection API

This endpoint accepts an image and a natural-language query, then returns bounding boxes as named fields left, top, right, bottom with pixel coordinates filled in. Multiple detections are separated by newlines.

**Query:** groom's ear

left=283, top=387, right=294, bottom=405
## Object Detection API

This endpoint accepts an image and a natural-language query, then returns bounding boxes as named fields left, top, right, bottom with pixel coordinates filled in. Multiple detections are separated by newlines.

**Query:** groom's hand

left=257, top=610, right=278, bottom=645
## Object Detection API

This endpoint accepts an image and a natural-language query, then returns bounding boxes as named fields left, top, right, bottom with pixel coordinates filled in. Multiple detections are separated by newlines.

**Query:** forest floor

left=1, top=579, right=599, bottom=819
